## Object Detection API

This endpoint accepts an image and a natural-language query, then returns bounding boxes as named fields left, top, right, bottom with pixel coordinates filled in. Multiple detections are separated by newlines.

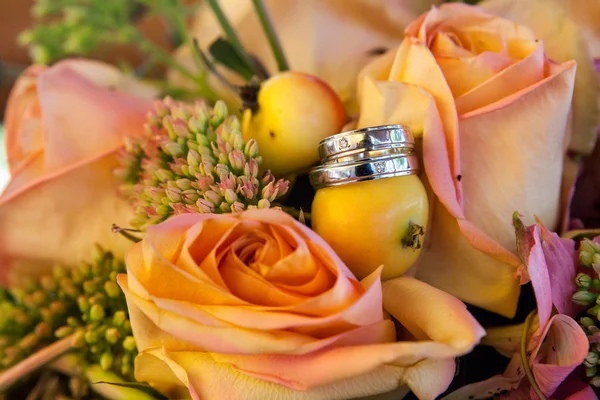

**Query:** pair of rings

left=309, top=125, right=419, bottom=189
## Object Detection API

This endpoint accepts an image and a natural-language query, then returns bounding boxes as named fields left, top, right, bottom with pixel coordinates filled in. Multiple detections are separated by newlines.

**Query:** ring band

left=309, top=154, right=420, bottom=189
left=318, top=124, right=415, bottom=162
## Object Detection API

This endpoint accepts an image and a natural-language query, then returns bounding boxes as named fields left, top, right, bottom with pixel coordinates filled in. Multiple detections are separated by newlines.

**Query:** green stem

left=155, top=2, right=221, bottom=102
left=205, top=0, right=258, bottom=76
left=521, top=311, right=547, bottom=400
left=251, top=0, right=289, bottom=71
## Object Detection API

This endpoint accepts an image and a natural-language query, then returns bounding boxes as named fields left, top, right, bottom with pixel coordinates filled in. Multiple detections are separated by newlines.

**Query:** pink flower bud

left=215, top=164, right=230, bottom=176
left=154, top=100, right=169, bottom=118
left=244, top=139, right=259, bottom=158
left=238, top=179, right=257, bottom=200
left=262, top=172, right=275, bottom=186
left=162, top=116, right=177, bottom=139
left=196, top=198, right=215, bottom=213
left=166, top=187, right=182, bottom=202
left=244, top=159, right=259, bottom=179
left=173, top=120, right=191, bottom=138
left=257, top=199, right=270, bottom=209
left=261, top=182, right=278, bottom=202
left=231, top=133, right=245, bottom=150
left=204, top=190, right=222, bottom=206
left=231, top=202, right=245, bottom=213
left=181, top=190, right=200, bottom=204
left=224, top=188, right=238, bottom=204
left=219, top=201, right=231, bottom=213
left=274, top=179, right=290, bottom=197
left=196, top=175, right=214, bottom=192
left=228, top=149, right=245, bottom=171
left=176, top=179, right=192, bottom=190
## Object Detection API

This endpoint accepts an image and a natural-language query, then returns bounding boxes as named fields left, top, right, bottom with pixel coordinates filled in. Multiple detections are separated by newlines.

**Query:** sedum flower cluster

left=0, top=249, right=136, bottom=383
left=572, top=239, right=600, bottom=387
left=116, top=98, right=290, bottom=230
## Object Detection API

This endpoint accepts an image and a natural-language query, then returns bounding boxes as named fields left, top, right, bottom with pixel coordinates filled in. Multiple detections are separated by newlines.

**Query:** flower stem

left=520, top=311, right=547, bottom=400
left=0, top=335, right=74, bottom=393
left=251, top=0, right=289, bottom=71
left=205, top=0, right=258, bottom=77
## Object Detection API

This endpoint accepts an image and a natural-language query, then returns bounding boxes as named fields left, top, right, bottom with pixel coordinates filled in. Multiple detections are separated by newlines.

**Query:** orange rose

left=0, top=59, right=156, bottom=285
left=356, top=3, right=577, bottom=317
left=118, top=209, right=484, bottom=400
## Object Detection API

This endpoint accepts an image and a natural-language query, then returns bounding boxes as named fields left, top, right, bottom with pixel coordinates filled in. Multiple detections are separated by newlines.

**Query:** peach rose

left=118, top=209, right=484, bottom=400
left=0, top=59, right=157, bottom=285
left=480, top=0, right=600, bottom=157
left=356, top=3, right=577, bottom=317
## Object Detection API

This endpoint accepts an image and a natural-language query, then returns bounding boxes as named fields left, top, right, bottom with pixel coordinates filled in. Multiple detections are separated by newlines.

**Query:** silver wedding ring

left=310, top=154, right=419, bottom=189
left=310, top=124, right=419, bottom=189
left=318, top=125, right=415, bottom=162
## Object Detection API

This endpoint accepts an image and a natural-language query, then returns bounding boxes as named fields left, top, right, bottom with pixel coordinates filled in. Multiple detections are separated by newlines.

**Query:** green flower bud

left=573, top=290, right=597, bottom=306
left=587, top=366, right=598, bottom=377
left=83, top=280, right=98, bottom=295
left=122, top=320, right=132, bottom=333
left=90, top=304, right=106, bottom=322
left=84, top=329, right=98, bottom=344
left=55, top=326, right=73, bottom=338
left=100, top=352, right=114, bottom=371
left=211, top=101, right=228, bottom=127
left=594, top=253, right=600, bottom=266
left=581, top=251, right=595, bottom=268
left=104, top=281, right=121, bottom=299
left=78, top=296, right=90, bottom=313
left=50, top=300, right=66, bottom=315
left=592, top=375, right=600, bottom=387
left=581, top=317, right=596, bottom=328
left=584, top=352, right=599, bottom=368
left=105, top=327, right=121, bottom=344
left=577, top=273, right=593, bottom=288
left=581, top=239, right=600, bottom=255
left=121, top=363, right=132, bottom=377
left=40, top=276, right=57, bottom=292
left=34, top=322, right=51, bottom=338
left=122, top=336, right=136, bottom=352
left=588, top=304, right=600, bottom=317
left=19, top=333, right=39, bottom=349
left=72, top=329, right=86, bottom=348
left=112, top=311, right=127, bottom=326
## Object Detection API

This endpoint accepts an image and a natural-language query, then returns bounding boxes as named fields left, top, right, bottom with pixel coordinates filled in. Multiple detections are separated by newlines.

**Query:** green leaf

left=209, top=37, right=256, bottom=81
left=92, top=380, right=168, bottom=400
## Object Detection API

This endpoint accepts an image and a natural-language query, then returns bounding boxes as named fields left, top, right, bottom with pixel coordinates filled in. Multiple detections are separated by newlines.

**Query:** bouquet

left=0, top=0, right=599, bottom=399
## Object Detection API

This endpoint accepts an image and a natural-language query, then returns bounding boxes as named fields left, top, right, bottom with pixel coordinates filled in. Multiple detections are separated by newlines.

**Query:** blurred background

left=0, top=0, right=179, bottom=190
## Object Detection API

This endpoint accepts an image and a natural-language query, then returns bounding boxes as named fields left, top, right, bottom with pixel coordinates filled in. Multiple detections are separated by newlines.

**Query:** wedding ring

left=318, top=125, right=415, bottom=162
left=309, top=153, right=420, bottom=189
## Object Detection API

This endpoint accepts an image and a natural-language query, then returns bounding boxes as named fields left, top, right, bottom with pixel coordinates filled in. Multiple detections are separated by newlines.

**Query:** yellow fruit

left=311, top=175, right=429, bottom=281
left=243, top=72, right=346, bottom=176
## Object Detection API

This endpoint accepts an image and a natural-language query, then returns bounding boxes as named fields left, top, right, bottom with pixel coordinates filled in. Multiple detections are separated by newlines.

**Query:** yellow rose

left=0, top=59, right=156, bottom=285
left=119, top=209, right=484, bottom=400
left=356, top=3, right=577, bottom=317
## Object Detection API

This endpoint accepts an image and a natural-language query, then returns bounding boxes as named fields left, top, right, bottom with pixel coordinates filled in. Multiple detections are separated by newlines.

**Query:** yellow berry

left=244, top=72, right=346, bottom=176
left=312, top=175, right=428, bottom=280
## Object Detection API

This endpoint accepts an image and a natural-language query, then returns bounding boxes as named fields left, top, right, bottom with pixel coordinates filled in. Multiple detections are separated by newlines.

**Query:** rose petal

left=382, top=277, right=485, bottom=349
left=0, top=157, right=135, bottom=285
left=135, top=348, right=413, bottom=400
left=532, top=315, right=589, bottom=397
left=481, top=0, right=600, bottom=155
